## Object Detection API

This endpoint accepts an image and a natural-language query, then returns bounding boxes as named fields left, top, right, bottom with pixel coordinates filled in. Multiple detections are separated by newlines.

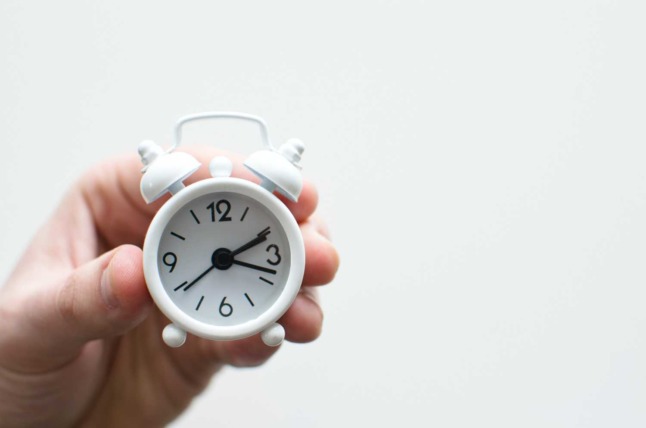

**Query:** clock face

left=156, top=191, right=292, bottom=327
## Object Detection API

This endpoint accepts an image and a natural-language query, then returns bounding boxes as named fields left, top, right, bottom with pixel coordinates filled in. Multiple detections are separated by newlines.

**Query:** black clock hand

left=183, top=265, right=216, bottom=291
left=232, top=259, right=277, bottom=275
left=182, top=228, right=273, bottom=291
left=231, top=226, right=271, bottom=256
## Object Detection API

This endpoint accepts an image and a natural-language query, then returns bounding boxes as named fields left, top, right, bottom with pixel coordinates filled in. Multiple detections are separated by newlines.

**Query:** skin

left=0, top=146, right=339, bottom=427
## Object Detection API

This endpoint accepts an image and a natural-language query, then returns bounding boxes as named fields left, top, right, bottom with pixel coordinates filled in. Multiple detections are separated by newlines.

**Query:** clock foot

left=163, top=323, right=187, bottom=347
left=261, top=323, right=285, bottom=347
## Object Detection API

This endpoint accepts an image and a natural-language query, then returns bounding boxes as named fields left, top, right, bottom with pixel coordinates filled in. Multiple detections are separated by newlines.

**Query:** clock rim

left=142, top=177, right=305, bottom=341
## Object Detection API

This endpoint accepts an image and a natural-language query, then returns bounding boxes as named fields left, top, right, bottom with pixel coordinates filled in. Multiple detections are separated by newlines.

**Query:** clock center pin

left=212, top=248, right=233, bottom=270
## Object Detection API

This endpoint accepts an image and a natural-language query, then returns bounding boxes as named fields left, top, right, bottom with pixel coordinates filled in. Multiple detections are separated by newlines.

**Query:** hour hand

left=231, top=227, right=271, bottom=256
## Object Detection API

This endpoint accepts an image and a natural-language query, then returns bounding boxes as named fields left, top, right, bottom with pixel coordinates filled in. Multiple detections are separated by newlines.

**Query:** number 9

left=163, top=252, right=177, bottom=272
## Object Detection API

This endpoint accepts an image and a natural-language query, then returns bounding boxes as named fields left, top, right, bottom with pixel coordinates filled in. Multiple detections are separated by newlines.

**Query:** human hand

left=0, top=147, right=339, bottom=427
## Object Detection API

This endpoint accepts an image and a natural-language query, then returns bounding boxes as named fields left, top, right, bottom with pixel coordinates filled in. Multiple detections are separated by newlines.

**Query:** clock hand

left=230, top=226, right=271, bottom=256
left=232, top=259, right=277, bottom=275
left=183, top=265, right=216, bottom=291
left=182, top=229, right=274, bottom=290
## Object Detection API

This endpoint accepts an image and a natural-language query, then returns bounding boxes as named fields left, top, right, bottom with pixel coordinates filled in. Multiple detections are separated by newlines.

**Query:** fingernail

left=100, top=267, right=120, bottom=309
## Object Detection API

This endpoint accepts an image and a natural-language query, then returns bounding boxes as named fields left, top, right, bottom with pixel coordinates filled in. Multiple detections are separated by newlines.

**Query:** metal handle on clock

left=172, top=112, right=274, bottom=153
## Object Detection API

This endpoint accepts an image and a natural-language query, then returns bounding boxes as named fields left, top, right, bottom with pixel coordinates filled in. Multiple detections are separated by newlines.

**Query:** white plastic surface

left=138, top=140, right=164, bottom=172
left=260, top=323, right=285, bottom=347
left=142, top=177, right=305, bottom=343
left=244, top=139, right=305, bottom=202
left=173, top=112, right=273, bottom=151
left=163, top=323, right=187, bottom=347
left=278, top=139, right=305, bottom=167
left=138, top=141, right=201, bottom=204
left=209, top=156, right=233, bottom=178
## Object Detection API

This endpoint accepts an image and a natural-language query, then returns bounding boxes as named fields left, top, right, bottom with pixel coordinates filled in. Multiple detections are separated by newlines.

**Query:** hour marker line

left=259, top=276, right=274, bottom=285
left=174, top=281, right=188, bottom=291
left=170, top=232, right=186, bottom=241
left=244, top=293, right=255, bottom=306
left=196, top=295, right=204, bottom=311
left=240, top=207, right=249, bottom=222
left=190, top=209, right=201, bottom=224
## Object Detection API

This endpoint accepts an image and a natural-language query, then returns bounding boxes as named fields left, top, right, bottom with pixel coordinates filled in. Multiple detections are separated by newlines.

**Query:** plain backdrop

left=2, top=1, right=646, bottom=427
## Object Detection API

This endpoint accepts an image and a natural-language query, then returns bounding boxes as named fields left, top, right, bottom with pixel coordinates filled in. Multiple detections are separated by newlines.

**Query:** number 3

left=266, top=244, right=281, bottom=266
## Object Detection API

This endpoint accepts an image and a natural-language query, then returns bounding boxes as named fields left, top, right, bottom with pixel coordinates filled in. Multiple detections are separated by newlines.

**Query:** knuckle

left=56, top=272, right=82, bottom=327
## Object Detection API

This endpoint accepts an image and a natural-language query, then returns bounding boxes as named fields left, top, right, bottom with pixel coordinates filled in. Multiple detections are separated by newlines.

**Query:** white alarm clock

left=138, top=112, right=305, bottom=348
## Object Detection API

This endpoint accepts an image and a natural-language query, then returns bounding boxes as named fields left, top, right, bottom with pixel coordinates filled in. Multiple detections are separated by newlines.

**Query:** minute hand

left=183, top=265, right=216, bottom=291
left=231, top=227, right=271, bottom=256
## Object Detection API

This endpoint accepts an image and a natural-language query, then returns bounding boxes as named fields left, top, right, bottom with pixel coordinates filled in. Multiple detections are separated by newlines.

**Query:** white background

left=1, top=1, right=646, bottom=427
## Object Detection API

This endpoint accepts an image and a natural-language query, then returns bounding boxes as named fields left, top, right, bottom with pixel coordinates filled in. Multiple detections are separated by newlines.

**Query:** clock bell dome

left=244, top=138, right=305, bottom=202
left=138, top=140, right=200, bottom=203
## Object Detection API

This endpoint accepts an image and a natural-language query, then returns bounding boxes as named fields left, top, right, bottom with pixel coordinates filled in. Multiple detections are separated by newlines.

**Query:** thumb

left=6, top=245, right=152, bottom=371
left=53, top=244, right=152, bottom=343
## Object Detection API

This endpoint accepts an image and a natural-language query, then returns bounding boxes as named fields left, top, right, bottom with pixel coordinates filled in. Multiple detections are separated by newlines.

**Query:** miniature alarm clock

left=138, top=112, right=305, bottom=348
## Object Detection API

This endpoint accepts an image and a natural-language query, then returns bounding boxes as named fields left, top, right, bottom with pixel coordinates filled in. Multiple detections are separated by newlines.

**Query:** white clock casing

left=138, top=112, right=306, bottom=348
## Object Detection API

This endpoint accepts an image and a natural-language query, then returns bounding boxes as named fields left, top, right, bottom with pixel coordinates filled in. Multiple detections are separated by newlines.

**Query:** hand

left=0, top=147, right=339, bottom=427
